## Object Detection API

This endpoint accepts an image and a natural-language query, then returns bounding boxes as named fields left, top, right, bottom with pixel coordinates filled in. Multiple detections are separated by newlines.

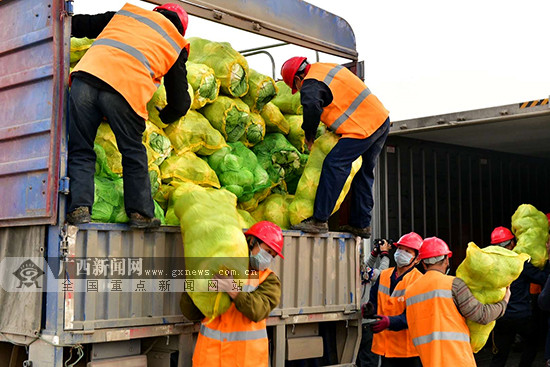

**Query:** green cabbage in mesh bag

left=200, top=96, right=251, bottom=142
left=242, top=69, right=278, bottom=113
left=70, top=37, right=94, bottom=67
left=456, top=242, right=529, bottom=352
left=188, top=37, right=249, bottom=98
left=149, top=164, right=161, bottom=197
left=173, top=182, right=249, bottom=318
left=252, top=133, right=306, bottom=186
left=207, top=142, right=271, bottom=201
left=146, top=80, right=194, bottom=129
left=285, top=114, right=307, bottom=153
left=186, top=61, right=220, bottom=109
left=239, top=112, right=266, bottom=148
left=289, top=132, right=362, bottom=225
left=94, top=144, right=118, bottom=179
left=160, top=152, right=220, bottom=189
left=271, top=81, right=303, bottom=115
left=164, top=110, right=227, bottom=156
left=251, top=193, right=294, bottom=230
left=512, top=204, right=549, bottom=269
left=237, top=209, right=257, bottom=229
left=144, top=121, right=172, bottom=166
left=94, top=123, right=123, bottom=176
left=261, top=102, right=290, bottom=134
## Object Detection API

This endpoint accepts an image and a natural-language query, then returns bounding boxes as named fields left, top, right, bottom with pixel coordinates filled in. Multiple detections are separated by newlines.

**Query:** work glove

left=372, top=315, right=390, bottom=333
left=361, top=302, right=376, bottom=319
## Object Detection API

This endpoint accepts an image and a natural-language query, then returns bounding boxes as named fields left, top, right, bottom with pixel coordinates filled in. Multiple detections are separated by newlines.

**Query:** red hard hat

left=546, top=213, right=550, bottom=225
left=244, top=221, right=284, bottom=259
left=154, top=3, right=189, bottom=36
left=281, top=57, right=307, bottom=94
left=490, top=226, right=514, bottom=245
left=419, top=237, right=453, bottom=260
left=395, top=232, right=423, bottom=251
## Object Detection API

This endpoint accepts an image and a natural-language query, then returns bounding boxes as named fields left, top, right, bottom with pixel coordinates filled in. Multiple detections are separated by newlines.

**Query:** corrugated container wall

left=377, top=135, right=550, bottom=268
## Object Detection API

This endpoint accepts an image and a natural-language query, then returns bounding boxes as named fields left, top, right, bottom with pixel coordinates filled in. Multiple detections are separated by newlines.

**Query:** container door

left=0, top=0, right=68, bottom=227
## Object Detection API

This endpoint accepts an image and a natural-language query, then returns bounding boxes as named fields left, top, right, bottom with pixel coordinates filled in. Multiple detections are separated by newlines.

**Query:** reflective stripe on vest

left=304, top=63, right=389, bottom=139
left=413, top=331, right=470, bottom=347
left=200, top=323, right=268, bottom=342
left=117, top=9, right=182, bottom=54
left=406, top=289, right=453, bottom=307
left=90, top=38, right=155, bottom=78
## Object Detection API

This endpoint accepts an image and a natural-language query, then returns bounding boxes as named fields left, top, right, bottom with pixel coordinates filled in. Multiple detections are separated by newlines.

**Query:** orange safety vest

left=72, top=3, right=189, bottom=120
left=304, top=63, right=389, bottom=139
left=371, top=267, right=422, bottom=358
left=405, top=270, right=476, bottom=367
left=192, top=269, right=274, bottom=367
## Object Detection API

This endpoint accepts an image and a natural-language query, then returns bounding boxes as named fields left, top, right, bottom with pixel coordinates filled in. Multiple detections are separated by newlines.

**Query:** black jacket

left=71, top=11, right=190, bottom=124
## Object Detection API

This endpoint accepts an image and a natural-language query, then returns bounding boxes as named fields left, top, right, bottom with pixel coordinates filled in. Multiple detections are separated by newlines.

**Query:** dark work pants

left=314, top=118, right=390, bottom=228
left=67, top=77, right=154, bottom=217
left=490, top=316, right=537, bottom=367
left=356, top=324, right=380, bottom=367
left=381, top=356, right=422, bottom=367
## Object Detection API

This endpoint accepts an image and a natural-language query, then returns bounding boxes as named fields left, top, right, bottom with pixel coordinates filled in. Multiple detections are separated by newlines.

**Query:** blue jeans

left=314, top=118, right=390, bottom=228
left=67, top=77, right=154, bottom=217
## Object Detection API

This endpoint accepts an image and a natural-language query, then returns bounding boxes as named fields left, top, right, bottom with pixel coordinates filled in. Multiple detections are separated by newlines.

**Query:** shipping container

left=373, top=99, right=550, bottom=268
left=0, top=0, right=363, bottom=366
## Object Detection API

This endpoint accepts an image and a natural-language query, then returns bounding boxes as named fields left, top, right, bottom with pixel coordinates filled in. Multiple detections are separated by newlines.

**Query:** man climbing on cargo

left=366, top=232, right=424, bottom=367
left=180, top=221, right=283, bottom=366
left=66, top=3, right=192, bottom=229
left=489, top=226, right=550, bottom=367
left=281, top=57, right=389, bottom=237
left=405, top=237, right=510, bottom=367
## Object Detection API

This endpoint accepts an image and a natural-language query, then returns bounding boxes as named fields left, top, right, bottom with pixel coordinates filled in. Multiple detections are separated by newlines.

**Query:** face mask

left=250, top=247, right=274, bottom=271
left=394, top=249, right=414, bottom=268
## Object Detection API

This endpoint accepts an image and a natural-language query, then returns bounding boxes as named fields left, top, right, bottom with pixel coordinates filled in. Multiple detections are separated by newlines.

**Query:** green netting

left=164, top=110, right=227, bottom=156
left=70, top=37, right=94, bottom=67
left=285, top=114, right=307, bottom=153
left=173, top=182, right=249, bottom=318
left=188, top=37, right=249, bottom=97
left=144, top=121, right=172, bottom=166
left=237, top=187, right=273, bottom=212
left=271, top=81, right=303, bottom=115
left=200, top=96, right=251, bottom=142
left=207, top=142, right=271, bottom=201
left=242, top=69, right=278, bottom=113
left=94, top=144, right=118, bottom=179
left=237, top=209, right=257, bottom=229
left=252, top=133, right=306, bottom=186
left=146, top=80, right=194, bottom=129
left=251, top=193, right=294, bottom=229
left=94, top=122, right=123, bottom=176
left=186, top=61, right=220, bottom=109
left=160, top=152, right=221, bottom=188
left=511, top=204, right=549, bottom=268
left=239, top=112, right=266, bottom=148
left=289, top=132, right=362, bottom=225
left=261, top=102, right=290, bottom=134
left=456, top=243, right=529, bottom=352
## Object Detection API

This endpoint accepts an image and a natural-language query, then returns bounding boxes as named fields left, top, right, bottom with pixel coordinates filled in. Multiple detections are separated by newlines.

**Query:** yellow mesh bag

left=456, top=243, right=529, bottom=352
left=159, top=152, right=220, bottom=189
left=512, top=204, right=549, bottom=269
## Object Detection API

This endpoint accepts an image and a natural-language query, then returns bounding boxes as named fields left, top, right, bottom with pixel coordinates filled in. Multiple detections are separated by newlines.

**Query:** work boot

left=66, top=206, right=91, bottom=225
left=291, top=217, right=328, bottom=234
left=339, top=225, right=371, bottom=239
left=129, top=213, right=161, bottom=230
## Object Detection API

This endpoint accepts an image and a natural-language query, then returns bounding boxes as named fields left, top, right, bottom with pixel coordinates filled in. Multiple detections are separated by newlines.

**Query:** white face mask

left=394, top=249, right=414, bottom=268
left=250, top=247, right=273, bottom=271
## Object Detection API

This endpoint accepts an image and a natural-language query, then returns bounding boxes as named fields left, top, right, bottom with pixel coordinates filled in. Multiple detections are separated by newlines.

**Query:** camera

left=372, top=238, right=394, bottom=253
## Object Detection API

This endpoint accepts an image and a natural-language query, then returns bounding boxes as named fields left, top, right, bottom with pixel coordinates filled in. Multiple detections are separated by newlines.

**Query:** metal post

left=272, top=324, right=286, bottom=367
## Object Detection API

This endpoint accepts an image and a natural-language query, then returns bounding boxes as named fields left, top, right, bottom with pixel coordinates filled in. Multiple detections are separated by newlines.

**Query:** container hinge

left=59, top=223, right=78, bottom=262
left=59, top=177, right=70, bottom=195
left=65, top=0, right=74, bottom=16
left=23, top=361, right=32, bottom=367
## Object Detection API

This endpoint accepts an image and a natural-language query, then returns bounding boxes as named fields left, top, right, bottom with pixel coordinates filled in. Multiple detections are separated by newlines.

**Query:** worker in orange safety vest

left=405, top=237, right=510, bottom=367
left=67, top=3, right=191, bottom=229
left=180, top=221, right=283, bottom=367
left=367, top=232, right=423, bottom=367
left=281, top=57, right=389, bottom=238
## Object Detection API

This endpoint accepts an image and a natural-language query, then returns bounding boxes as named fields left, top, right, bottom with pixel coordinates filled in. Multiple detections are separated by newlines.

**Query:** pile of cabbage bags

left=511, top=204, right=549, bottom=268
left=456, top=243, right=529, bottom=352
